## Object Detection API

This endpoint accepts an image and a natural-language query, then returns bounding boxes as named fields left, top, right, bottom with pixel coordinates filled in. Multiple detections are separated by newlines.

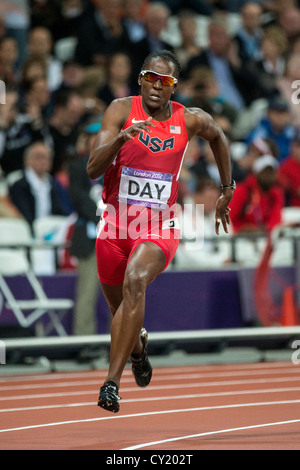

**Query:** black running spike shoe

left=98, top=380, right=121, bottom=413
left=130, top=328, right=152, bottom=387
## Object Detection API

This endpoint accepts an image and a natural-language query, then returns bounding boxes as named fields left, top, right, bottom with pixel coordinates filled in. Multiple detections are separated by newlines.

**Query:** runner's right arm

left=87, top=98, right=154, bottom=179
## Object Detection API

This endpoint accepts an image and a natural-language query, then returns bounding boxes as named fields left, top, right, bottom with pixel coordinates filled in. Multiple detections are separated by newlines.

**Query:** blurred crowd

left=1, top=0, right=300, bottom=253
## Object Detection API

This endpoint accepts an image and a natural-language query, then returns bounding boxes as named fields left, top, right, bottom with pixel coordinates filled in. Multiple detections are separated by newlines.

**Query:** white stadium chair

left=32, top=214, right=76, bottom=274
left=282, top=207, right=300, bottom=225
left=271, top=207, right=300, bottom=267
left=0, top=218, right=74, bottom=336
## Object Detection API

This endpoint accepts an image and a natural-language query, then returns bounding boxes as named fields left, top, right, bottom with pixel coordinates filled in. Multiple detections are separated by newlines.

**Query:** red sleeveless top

left=100, top=96, right=189, bottom=233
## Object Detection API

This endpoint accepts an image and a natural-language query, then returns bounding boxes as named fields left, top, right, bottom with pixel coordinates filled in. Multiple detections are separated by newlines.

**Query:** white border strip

left=123, top=419, right=300, bottom=450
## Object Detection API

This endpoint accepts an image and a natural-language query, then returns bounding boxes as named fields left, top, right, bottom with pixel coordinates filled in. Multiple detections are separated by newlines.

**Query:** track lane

left=0, top=361, right=299, bottom=450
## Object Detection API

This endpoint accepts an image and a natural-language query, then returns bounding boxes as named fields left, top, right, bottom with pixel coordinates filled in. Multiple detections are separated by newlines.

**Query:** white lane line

left=0, top=362, right=295, bottom=384
left=1, top=399, right=300, bottom=434
left=1, top=375, right=300, bottom=402
left=1, top=367, right=299, bottom=392
left=0, top=369, right=127, bottom=383
left=1, top=386, right=300, bottom=414
left=0, top=379, right=114, bottom=392
left=122, top=419, right=300, bottom=450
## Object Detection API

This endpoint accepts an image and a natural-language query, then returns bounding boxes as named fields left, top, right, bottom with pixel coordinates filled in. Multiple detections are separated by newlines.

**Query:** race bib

left=118, top=167, right=173, bottom=209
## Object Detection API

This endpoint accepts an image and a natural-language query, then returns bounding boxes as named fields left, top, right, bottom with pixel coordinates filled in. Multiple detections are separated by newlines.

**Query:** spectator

left=237, top=136, right=279, bottom=173
left=75, top=0, right=131, bottom=67
left=246, top=96, right=295, bottom=162
left=278, top=129, right=300, bottom=206
left=253, top=26, right=288, bottom=98
left=258, top=26, right=288, bottom=77
left=57, top=60, right=85, bottom=93
left=0, top=15, right=7, bottom=43
left=186, top=18, right=260, bottom=110
left=189, top=140, right=223, bottom=185
left=276, top=53, right=300, bottom=127
left=8, top=141, right=70, bottom=229
left=21, top=76, right=54, bottom=120
left=277, top=5, right=300, bottom=46
left=122, top=0, right=148, bottom=43
left=68, top=122, right=103, bottom=335
left=48, top=89, right=85, bottom=176
left=131, top=2, right=174, bottom=77
left=55, top=60, right=108, bottom=119
left=230, top=154, right=284, bottom=233
left=178, top=65, right=238, bottom=124
left=97, top=52, right=136, bottom=108
left=178, top=175, right=232, bottom=268
left=19, top=56, right=47, bottom=93
left=0, top=175, right=23, bottom=218
left=189, top=135, right=247, bottom=186
left=27, top=26, right=63, bottom=91
left=0, top=1, right=29, bottom=66
left=0, top=88, right=52, bottom=175
left=234, top=2, right=263, bottom=62
left=0, top=37, right=19, bottom=87
left=174, top=10, right=202, bottom=76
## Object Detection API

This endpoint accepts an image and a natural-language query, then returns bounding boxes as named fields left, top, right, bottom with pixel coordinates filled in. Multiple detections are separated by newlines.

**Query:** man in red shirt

left=279, top=131, right=300, bottom=206
left=230, top=155, right=284, bottom=233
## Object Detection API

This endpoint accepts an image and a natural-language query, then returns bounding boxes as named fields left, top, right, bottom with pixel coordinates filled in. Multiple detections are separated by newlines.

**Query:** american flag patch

left=170, top=125, right=181, bottom=134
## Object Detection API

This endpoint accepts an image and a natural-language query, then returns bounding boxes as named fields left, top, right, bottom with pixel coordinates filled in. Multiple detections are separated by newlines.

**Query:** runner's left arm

left=185, top=108, right=234, bottom=234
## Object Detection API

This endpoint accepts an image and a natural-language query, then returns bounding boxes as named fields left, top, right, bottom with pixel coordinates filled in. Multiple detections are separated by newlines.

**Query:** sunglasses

left=140, top=70, right=178, bottom=87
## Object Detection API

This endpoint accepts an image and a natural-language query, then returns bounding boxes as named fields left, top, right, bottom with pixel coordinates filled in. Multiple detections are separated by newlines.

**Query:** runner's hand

left=215, top=191, right=232, bottom=235
left=121, top=117, right=155, bottom=141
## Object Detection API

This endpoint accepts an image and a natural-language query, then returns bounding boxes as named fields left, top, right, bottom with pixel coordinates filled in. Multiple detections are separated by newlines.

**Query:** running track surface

left=0, top=361, right=300, bottom=450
